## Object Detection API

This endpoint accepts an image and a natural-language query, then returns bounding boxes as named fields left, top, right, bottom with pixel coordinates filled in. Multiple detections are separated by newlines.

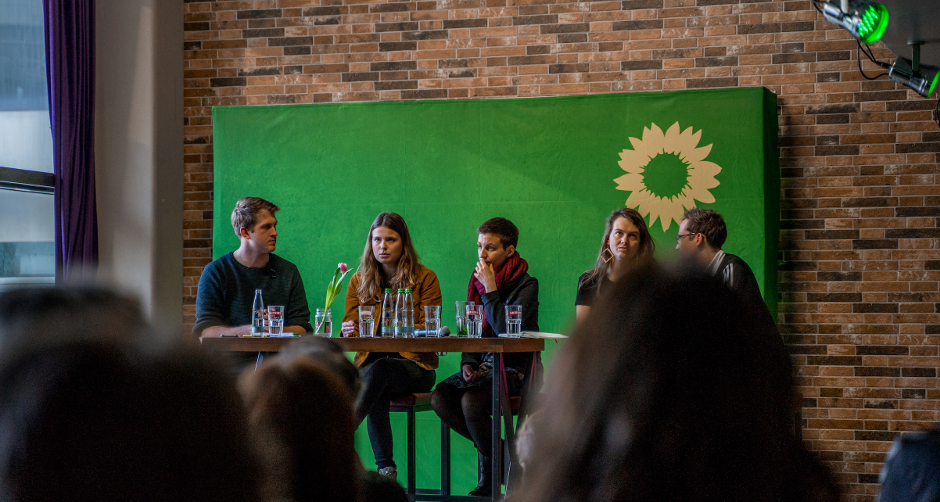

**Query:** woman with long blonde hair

left=340, top=212, right=442, bottom=480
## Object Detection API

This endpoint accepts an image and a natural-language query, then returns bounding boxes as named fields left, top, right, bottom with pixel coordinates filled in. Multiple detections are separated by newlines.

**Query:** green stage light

left=882, top=58, right=940, bottom=98
left=821, top=1, right=889, bottom=44
left=857, top=3, right=889, bottom=44
left=928, top=71, right=940, bottom=97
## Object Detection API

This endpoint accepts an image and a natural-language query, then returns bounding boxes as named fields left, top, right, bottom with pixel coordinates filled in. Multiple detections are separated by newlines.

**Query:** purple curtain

left=43, top=0, right=98, bottom=284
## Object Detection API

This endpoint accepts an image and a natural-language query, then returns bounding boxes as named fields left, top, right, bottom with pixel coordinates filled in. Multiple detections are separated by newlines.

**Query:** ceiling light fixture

left=820, top=0, right=889, bottom=44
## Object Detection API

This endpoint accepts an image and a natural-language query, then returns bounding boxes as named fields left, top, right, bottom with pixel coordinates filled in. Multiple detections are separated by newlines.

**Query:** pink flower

left=339, top=262, right=348, bottom=273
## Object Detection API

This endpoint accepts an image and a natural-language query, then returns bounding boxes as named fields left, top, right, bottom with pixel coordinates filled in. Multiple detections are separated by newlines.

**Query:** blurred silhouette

left=239, top=352, right=362, bottom=502
left=0, top=334, right=262, bottom=502
left=0, top=286, right=149, bottom=353
left=512, top=267, right=839, bottom=502
left=878, top=424, right=940, bottom=502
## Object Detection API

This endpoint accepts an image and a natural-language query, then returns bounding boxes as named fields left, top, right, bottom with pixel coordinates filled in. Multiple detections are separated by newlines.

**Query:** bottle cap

left=384, top=288, right=392, bottom=293
left=405, top=288, right=412, bottom=293
left=398, top=288, right=405, bottom=293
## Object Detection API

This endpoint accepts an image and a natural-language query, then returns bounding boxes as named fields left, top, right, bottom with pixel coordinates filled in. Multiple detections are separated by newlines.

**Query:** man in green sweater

left=194, top=197, right=311, bottom=337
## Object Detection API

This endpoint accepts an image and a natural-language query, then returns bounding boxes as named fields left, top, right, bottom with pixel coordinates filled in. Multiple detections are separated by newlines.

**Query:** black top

left=193, top=252, right=312, bottom=335
left=575, top=270, right=615, bottom=307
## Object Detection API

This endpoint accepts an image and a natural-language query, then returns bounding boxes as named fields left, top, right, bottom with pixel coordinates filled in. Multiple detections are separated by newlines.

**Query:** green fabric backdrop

left=212, top=87, right=779, bottom=493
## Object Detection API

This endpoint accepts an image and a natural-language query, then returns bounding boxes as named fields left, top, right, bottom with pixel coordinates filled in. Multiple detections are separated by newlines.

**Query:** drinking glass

left=315, top=308, right=332, bottom=337
left=267, top=305, right=285, bottom=336
left=424, top=305, right=441, bottom=337
left=505, top=304, right=522, bottom=337
left=358, top=305, right=375, bottom=337
left=455, top=301, right=470, bottom=337
left=465, top=303, right=483, bottom=338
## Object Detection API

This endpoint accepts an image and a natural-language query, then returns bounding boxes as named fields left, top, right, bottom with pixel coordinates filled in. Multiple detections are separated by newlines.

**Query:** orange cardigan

left=342, top=264, right=442, bottom=370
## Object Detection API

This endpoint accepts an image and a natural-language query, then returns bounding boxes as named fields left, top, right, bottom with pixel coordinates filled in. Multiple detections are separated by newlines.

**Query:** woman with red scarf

left=430, top=217, right=541, bottom=497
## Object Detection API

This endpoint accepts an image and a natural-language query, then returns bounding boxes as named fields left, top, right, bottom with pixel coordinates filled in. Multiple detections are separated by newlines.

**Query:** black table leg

left=491, top=352, right=501, bottom=501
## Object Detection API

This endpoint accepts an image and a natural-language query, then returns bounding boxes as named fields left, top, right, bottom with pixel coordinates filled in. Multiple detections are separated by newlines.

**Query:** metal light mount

left=821, top=0, right=889, bottom=44
left=883, top=50, right=940, bottom=98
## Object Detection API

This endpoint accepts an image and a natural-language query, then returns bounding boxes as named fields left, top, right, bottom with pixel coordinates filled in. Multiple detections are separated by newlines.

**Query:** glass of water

left=424, top=305, right=441, bottom=337
left=505, top=304, right=522, bottom=337
left=315, top=308, right=332, bottom=337
left=358, top=305, right=375, bottom=337
left=465, top=303, right=483, bottom=338
left=455, top=301, right=470, bottom=337
left=267, top=305, right=285, bottom=336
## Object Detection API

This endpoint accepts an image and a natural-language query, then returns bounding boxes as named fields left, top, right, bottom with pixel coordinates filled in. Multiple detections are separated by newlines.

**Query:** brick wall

left=182, top=0, right=940, bottom=499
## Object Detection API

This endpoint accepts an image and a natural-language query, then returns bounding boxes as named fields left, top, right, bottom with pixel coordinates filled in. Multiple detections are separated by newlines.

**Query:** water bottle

left=251, top=289, right=264, bottom=336
left=380, top=288, right=395, bottom=337
left=395, top=288, right=414, bottom=338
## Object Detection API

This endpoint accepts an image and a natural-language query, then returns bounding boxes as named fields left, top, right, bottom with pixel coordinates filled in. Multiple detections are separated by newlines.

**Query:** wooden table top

left=200, top=335, right=546, bottom=353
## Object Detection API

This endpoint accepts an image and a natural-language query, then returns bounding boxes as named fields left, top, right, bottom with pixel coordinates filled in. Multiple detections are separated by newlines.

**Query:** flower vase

left=315, top=308, right=332, bottom=337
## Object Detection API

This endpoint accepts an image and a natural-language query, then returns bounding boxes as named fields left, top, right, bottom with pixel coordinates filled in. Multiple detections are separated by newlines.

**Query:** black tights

left=431, top=382, right=492, bottom=457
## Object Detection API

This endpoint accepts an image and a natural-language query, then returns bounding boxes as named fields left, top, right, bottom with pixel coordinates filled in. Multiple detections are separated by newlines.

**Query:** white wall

left=95, top=0, right=183, bottom=329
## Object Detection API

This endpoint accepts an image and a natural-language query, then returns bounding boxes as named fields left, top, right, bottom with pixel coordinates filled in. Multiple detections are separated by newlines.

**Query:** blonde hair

left=231, top=197, right=279, bottom=236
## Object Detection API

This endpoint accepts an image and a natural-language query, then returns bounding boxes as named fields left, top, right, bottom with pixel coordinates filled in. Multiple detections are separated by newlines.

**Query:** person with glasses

left=575, top=208, right=655, bottom=323
left=674, top=208, right=765, bottom=311
left=675, top=207, right=786, bottom=349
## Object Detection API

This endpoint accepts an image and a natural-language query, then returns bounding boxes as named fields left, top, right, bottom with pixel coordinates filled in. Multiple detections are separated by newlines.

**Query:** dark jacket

left=463, top=273, right=540, bottom=376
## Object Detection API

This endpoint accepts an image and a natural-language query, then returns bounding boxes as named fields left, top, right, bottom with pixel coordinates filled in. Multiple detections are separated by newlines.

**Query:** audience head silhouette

left=239, top=352, right=361, bottom=502
left=514, top=267, right=839, bottom=502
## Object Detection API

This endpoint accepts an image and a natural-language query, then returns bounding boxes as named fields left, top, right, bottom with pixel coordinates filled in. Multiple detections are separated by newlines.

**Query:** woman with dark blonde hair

left=575, top=207, right=655, bottom=323
left=340, top=212, right=442, bottom=480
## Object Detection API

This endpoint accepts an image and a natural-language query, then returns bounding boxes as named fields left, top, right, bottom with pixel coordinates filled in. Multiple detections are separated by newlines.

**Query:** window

left=0, top=0, right=55, bottom=291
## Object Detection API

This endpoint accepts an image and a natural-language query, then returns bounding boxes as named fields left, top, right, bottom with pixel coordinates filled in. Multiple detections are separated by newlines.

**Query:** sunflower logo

left=614, top=122, right=722, bottom=231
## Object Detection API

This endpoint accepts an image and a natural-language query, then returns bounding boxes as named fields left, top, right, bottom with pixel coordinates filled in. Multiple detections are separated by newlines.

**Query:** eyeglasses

left=675, top=233, right=698, bottom=244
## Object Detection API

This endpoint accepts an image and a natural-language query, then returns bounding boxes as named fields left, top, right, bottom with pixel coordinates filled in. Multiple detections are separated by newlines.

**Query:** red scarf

left=467, top=252, right=528, bottom=336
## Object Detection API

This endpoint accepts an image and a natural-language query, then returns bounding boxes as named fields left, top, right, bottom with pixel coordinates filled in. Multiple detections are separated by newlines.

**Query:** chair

left=389, top=392, right=451, bottom=497
left=389, top=393, right=524, bottom=499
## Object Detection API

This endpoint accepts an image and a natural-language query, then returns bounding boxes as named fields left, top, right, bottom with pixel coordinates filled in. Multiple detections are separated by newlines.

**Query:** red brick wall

left=182, top=1, right=940, bottom=499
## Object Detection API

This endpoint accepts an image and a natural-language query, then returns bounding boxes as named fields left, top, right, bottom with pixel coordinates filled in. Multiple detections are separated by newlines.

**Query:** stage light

left=821, top=1, right=889, bottom=44
left=878, top=57, right=940, bottom=98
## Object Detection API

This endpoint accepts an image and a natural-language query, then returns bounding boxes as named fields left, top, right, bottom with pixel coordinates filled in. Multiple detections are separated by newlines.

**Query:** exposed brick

left=402, top=31, right=448, bottom=41
left=209, top=77, right=246, bottom=87
left=371, top=61, right=418, bottom=71
left=549, top=63, right=589, bottom=74
left=374, top=80, right=418, bottom=90
left=183, top=6, right=940, bottom=499
left=236, top=9, right=281, bottom=19
left=401, top=89, right=447, bottom=99
left=695, top=57, right=738, bottom=67
left=622, top=0, right=662, bottom=7
left=379, top=41, right=418, bottom=51
left=853, top=303, right=898, bottom=314
left=621, top=60, right=662, bottom=71
left=243, top=28, right=284, bottom=38
left=375, top=22, right=419, bottom=32
left=687, top=77, right=738, bottom=89
left=268, top=37, right=313, bottom=46
left=854, top=426, right=899, bottom=437
left=852, top=239, right=898, bottom=250
left=303, top=7, right=343, bottom=16
left=541, top=23, right=590, bottom=34
left=512, top=15, right=558, bottom=26
left=284, top=46, right=311, bottom=56
left=443, top=19, right=488, bottom=29
left=611, top=20, right=663, bottom=31
left=856, top=346, right=908, bottom=356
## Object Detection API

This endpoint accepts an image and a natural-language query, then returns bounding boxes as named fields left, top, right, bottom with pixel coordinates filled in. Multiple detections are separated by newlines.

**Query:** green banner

left=212, top=87, right=779, bottom=491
